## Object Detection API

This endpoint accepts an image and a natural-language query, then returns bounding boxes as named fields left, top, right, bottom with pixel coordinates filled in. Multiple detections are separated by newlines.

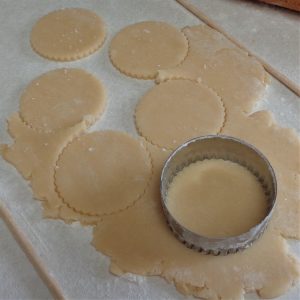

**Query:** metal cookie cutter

left=160, top=135, right=277, bottom=255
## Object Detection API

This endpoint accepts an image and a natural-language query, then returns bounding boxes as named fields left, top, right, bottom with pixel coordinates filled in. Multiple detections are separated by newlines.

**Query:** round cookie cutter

left=160, top=135, right=277, bottom=255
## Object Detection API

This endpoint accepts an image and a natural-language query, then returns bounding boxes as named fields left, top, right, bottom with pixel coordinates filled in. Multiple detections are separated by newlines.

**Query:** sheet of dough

left=3, top=1, right=294, bottom=297
left=157, top=25, right=268, bottom=121
left=3, top=26, right=299, bottom=300
left=2, top=66, right=107, bottom=224
left=0, top=114, right=101, bottom=225
left=222, top=110, right=300, bottom=240
left=93, top=140, right=300, bottom=300
left=157, top=24, right=241, bottom=80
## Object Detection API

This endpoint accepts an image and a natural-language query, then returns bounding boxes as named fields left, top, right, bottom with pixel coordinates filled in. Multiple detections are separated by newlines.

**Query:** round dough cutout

left=20, top=68, right=105, bottom=132
left=55, top=131, right=152, bottom=216
left=135, top=80, right=225, bottom=149
left=110, top=21, right=188, bottom=79
left=167, top=159, right=268, bottom=238
left=31, top=8, right=106, bottom=61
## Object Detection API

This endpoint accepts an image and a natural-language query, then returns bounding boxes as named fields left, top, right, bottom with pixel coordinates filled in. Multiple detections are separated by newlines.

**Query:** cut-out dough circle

left=167, top=159, right=268, bottom=238
left=135, top=80, right=225, bottom=149
left=55, top=131, right=152, bottom=216
left=20, top=68, right=105, bottom=132
left=31, top=8, right=106, bottom=61
left=110, top=21, right=188, bottom=79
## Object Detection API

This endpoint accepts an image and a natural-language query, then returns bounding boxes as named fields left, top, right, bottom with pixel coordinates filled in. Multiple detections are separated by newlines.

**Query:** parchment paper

left=187, top=0, right=300, bottom=87
left=0, top=0, right=299, bottom=299
left=0, top=218, right=52, bottom=299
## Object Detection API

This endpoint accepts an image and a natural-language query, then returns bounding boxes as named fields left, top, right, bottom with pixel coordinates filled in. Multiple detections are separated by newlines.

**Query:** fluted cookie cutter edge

left=160, top=135, right=277, bottom=255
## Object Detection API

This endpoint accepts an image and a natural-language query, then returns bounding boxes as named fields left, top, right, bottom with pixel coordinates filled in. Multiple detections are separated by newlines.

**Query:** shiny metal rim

left=160, top=135, right=277, bottom=255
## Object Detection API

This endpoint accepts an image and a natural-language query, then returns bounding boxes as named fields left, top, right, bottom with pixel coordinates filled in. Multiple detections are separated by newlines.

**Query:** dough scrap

left=157, top=24, right=241, bottom=81
left=195, top=49, right=268, bottom=115
left=223, top=110, right=300, bottom=239
left=157, top=25, right=268, bottom=117
left=31, top=8, right=106, bottom=61
left=1, top=114, right=101, bottom=224
left=1, top=113, right=85, bottom=204
left=54, top=131, right=152, bottom=216
left=20, top=68, right=105, bottom=132
left=167, top=159, right=268, bottom=238
left=92, top=141, right=300, bottom=299
left=110, top=21, right=188, bottom=79
left=135, top=80, right=225, bottom=150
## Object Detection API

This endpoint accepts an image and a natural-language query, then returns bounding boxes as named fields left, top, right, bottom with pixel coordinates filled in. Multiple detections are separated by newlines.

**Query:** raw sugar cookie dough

left=157, top=25, right=268, bottom=116
left=20, top=68, right=105, bottom=132
left=1, top=114, right=102, bottom=225
left=91, top=111, right=300, bottom=300
left=54, top=131, right=152, bottom=216
left=195, top=49, right=268, bottom=114
left=1, top=10, right=298, bottom=300
left=157, top=24, right=240, bottom=81
left=110, top=21, right=188, bottom=79
left=2, top=68, right=107, bottom=224
left=93, top=205, right=299, bottom=299
left=92, top=133, right=300, bottom=299
left=31, top=8, right=106, bottom=61
left=1, top=113, right=86, bottom=204
left=222, top=110, right=300, bottom=239
left=167, top=159, right=268, bottom=238
left=135, top=80, right=225, bottom=150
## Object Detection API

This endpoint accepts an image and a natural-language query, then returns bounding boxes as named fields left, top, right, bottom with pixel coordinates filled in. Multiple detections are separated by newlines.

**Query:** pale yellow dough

left=135, top=80, right=225, bottom=149
left=223, top=110, right=300, bottom=239
left=157, top=25, right=268, bottom=118
left=158, top=24, right=240, bottom=80
left=54, top=131, right=152, bottom=216
left=1, top=19, right=299, bottom=300
left=167, top=159, right=268, bottom=238
left=31, top=8, right=106, bottom=61
left=110, top=21, right=188, bottom=79
left=92, top=139, right=300, bottom=299
left=2, top=68, right=107, bottom=224
left=20, top=68, right=105, bottom=132
left=1, top=113, right=101, bottom=225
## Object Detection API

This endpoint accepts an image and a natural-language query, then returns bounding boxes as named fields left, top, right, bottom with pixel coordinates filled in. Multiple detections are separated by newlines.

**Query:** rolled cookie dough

left=92, top=140, right=300, bottom=300
left=1, top=113, right=100, bottom=225
left=167, top=159, right=268, bottom=238
left=54, top=131, right=152, bottom=216
left=157, top=25, right=268, bottom=117
left=223, top=110, right=300, bottom=239
left=31, top=8, right=106, bottom=61
left=0, top=15, right=298, bottom=300
left=157, top=24, right=240, bottom=81
left=135, top=80, right=225, bottom=149
left=20, top=68, right=105, bottom=132
left=110, top=21, right=188, bottom=79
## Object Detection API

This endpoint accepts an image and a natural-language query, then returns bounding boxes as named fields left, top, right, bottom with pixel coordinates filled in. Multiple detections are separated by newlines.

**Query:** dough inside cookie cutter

left=160, top=135, right=277, bottom=255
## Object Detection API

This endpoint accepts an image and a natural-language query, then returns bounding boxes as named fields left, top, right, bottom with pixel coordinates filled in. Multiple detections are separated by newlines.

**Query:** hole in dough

left=30, top=8, right=106, bottom=61
left=54, top=131, right=152, bottom=216
left=135, top=80, right=225, bottom=150
left=19, top=68, right=105, bottom=132
left=110, top=21, right=188, bottom=79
